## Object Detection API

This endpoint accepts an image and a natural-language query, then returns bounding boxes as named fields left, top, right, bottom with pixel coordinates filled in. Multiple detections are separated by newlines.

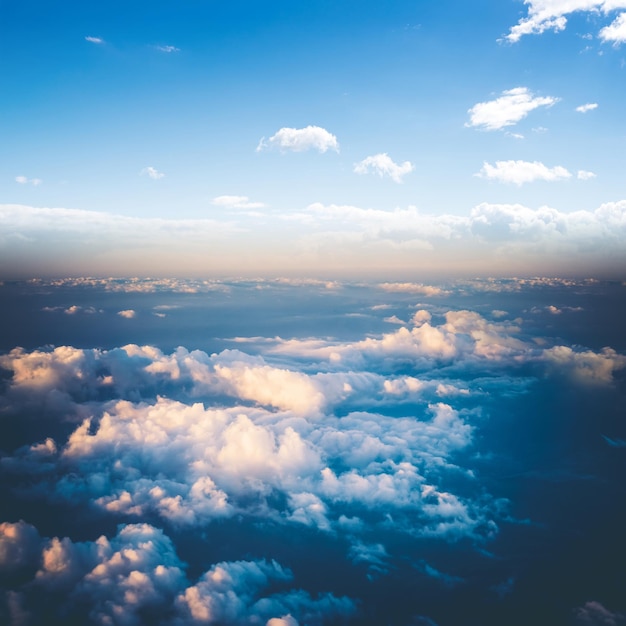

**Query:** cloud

left=140, top=166, right=165, bottom=180
left=476, top=160, right=572, bottom=185
left=211, top=195, right=267, bottom=210
left=577, top=170, right=597, bottom=180
left=15, top=176, right=42, bottom=186
left=379, top=283, right=446, bottom=296
left=117, top=309, right=136, bottom=318
left=542, top=346, right=626, bottom=384
left=84, top=36, right=104, bottom=44
left=575, top=600, right=625, bottom=625
left=353, top=153, right=414, bottom=183
left=1, top=520, right=353, bottom=625
left=576, top=103, right=598, bottom=113
left=599, top=12, right=626, bottom=42
left=504, top=1, right=626, bottom=43
left=466, top=87, right=559, bottom=131
left=257, top=126, right=339, bottom=153
left=156, top=45, right=180, bottom=53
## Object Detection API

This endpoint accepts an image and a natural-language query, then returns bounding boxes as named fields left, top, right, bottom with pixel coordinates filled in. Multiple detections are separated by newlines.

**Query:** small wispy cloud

left=576, top=102, right=598, bottom=113
left=466, top=87, right=559, bottom=131
left=85, top=36, right=104, bottom=44
left=257, top=126, right=339, bottom=153
left=15, top=175, right=42, bottom=186
left=353, top=153, right=414, bottom=183
left=156, top=45, right=180, bottom=53
left=140, top=166, right=165, bottom=180
left=476, top=160, right=572, bottom=185
left=117, top=309, right=136, bottom=319
left=577, top=170, right=597, bottom=180
left=211, top=195, right=267, bottom=210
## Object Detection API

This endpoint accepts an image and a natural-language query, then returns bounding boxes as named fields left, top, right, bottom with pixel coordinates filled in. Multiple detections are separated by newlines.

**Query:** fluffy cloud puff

left=353, top=153, right=414, bottom=183
left=257, top=126, right=339, bottom=153
left=476, top=160, right=572, bottom=185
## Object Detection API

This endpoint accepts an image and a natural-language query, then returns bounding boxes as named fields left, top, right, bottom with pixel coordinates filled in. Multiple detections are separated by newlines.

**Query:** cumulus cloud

left=257, top=126, right=339, bottom=153
left=476, top=160, right=572, bottom=185
left=117, top=309, right=136, bottom=318
left=466, top=87, right=559, bottom=131
left=140, top=166, right=165, bottom=180
left=15, top=176, right=42, bottom=186
left=0, top=521, right=352, bottom=625
left=353, top=153, right=414, bottom=183
left=504, top=1, right=626, bottom=43
left=576, top=102, right=598, bottom=113
left=211, top=195, right=267, bottom=210
left=599, top=12, right=626, bottom=42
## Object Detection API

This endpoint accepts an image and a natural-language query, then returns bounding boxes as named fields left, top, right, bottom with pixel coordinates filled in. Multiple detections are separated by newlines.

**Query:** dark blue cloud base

left=1, top=278, right=625, bottom=626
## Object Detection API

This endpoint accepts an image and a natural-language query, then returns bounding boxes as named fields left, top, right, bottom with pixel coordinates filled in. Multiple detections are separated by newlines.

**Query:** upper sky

left=2, top=0, right=626, bottom=278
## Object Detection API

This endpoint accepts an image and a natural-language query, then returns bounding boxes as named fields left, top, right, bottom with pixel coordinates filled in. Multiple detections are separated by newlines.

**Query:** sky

left=2, top=0, right=626, bottom=278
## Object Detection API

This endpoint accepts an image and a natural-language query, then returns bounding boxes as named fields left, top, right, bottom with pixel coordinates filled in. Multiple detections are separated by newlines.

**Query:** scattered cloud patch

left=257, top=126, right=339, bottom=153
left=466, top=87, right=559, bottom=131
left=156, top=45, right=180, bottom=53
left=117, top=309, right=136, bottom=319
left=140, top=166, right=165, bottom=180
left=353, top=153, right=414, bottom=183
left=504, top=1, right=626, bottom=43
left=576, top=103, right=598, bottom=113
left=476, top=160, right=572, bottom=185
left=15, top=176, right=42, bottom=186
left=84, top=36, right=104, bottom=44
left=211, top=195, right=267, bottom=210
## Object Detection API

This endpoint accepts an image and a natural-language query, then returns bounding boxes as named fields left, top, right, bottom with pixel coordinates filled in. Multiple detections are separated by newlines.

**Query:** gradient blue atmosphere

left=1, top=2, right=626, bottom=625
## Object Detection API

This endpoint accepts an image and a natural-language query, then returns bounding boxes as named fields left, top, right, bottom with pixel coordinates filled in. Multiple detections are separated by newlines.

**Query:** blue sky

left=2, top=0, right=626, bottom=277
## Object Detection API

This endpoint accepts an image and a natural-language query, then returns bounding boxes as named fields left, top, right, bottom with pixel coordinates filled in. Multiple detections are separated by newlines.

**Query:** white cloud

left=576, top=102, right=598, bottom=112
left=504, top=1, right=626, bottom=43
left=599, top=11, right=626, bottom=41
left=156, top=45, right=180, bottom=53
left=15, top=176, right=42, bottom=186
left=466, top=87, right=559, bottom=131
left=211, top=195, right=267, bottom=210
left=353, top=153, right=414, bottom=183
left=257, top=126, right=339, bottom=153
left=84, top=36, right=104, bottom=44
left=476, top=160, right=572, bottom=185
left=117, top=309, right=136, bottom=318
left=379, top=283, right=446, bottom=296
left=140, top=166, right=165, bottom=180
left=577, top=169, right=597, bottom=179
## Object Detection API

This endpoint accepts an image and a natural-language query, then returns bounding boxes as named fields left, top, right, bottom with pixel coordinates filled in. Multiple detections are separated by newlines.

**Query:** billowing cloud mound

left=0, top=521, right=354, bottom=625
